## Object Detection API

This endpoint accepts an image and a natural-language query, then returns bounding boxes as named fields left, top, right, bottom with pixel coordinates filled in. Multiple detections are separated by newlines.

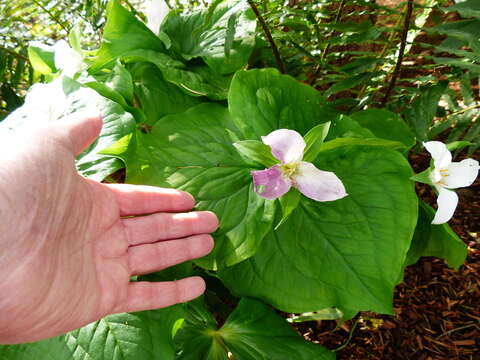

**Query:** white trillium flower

left=424, top=141, right=479, bottom=224
left=251, top=129, right=348, bottom=201
left=145, top=0, right=170, bottom=34
left=53, top=40, right=84, bottom=78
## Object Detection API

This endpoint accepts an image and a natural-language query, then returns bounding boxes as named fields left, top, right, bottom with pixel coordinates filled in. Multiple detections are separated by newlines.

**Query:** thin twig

left=31, top=0, right=69, bottom=33
left=247, top=0, right=285, bottom=74
left=308, top=0, right=346, bottom=86
left=333, top=318, right=361, bottom=352
left=380, top=0, right=414, bottom=107
left=0, top=46, right=29, bottom=62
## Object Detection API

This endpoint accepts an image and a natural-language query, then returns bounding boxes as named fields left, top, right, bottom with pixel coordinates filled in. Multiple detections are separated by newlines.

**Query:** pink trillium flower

left=251, top=129, right=348, bottom=201
left=424, top=141, right=479, bottom=224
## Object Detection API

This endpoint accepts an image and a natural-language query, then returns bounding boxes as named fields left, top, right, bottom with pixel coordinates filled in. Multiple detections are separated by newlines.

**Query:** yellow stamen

left=281, top=162, right=299, bottom=178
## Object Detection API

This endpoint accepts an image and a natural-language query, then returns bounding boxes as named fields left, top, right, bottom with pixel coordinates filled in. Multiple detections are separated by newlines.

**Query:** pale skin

left=0, top=115, right=218, bottom=344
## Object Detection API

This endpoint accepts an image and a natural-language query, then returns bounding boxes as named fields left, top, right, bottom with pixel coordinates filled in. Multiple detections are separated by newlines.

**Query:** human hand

left=0, top=115, right=218, bottom=344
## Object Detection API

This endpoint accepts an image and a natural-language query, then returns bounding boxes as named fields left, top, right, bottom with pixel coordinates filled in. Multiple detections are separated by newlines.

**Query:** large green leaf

left=228, top=68, right=338, bottom=138
left=175, top=298, right=334, bottom=360
left=122, top=49, right=231, bottom=100
left=90, top=0, right=164, bottom=73
left=350, top=109, right=416, bottom=148
left=103, top=103, right=275, bottom=270
left=162, top=0, right=256, bottom=74
left=219, top=145, right=418, bottom=314
left=405, top=201, right=467, bottom=269
left=0, top=307, right=184, bottom=360
left=129, top=62, right=202, bottom=124
left=1, top=77, right=136, bottom=181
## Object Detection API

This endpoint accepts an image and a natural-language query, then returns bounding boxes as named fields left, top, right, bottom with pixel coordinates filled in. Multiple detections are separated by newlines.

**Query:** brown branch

left=380, top=0, right=414, bottom=107
left=247, top=0, right=286, bottom=74
left=0, top=46, right=29, bottom=62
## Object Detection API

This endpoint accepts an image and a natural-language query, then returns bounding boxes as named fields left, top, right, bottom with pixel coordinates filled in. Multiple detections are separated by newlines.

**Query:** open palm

left=0, top=116, right=218, bottom=344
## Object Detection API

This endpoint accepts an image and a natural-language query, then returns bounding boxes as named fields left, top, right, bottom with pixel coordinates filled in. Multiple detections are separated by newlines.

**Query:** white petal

left=293, top=161, right=347, bottom=201
left=261, top=129, right=306, bottom=164
left=432, top=187, right=458, bottom=225
left=53, top=40, right=84, bottom=78
left=145, top=0, right=170, bottom=34
left=443, top=158, right=479, bottom=189
left=424, top=141, right=451, bottom=170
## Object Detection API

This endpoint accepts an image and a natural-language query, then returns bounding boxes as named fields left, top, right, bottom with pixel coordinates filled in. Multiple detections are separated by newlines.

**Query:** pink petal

left=261, top=129, right=306, bottom=164
left=293, top=162, right=347, bottom=202
left=251, top=166, right=291, bottom=200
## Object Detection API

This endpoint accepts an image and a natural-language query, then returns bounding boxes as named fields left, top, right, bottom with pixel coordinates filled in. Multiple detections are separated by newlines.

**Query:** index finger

left=104, top=184, right=195, bottom=216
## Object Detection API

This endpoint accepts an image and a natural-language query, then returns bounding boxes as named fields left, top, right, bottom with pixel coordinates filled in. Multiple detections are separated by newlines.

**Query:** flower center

left=280, top=162, right=299, bottom=178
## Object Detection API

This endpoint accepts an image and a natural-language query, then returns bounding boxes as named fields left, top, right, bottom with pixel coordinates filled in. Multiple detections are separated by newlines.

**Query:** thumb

left=59, top=113, right=103, bottom=155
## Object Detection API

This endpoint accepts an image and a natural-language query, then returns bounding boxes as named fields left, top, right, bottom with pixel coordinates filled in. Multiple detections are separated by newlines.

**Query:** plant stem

left=0, top=46, right=29, bottom=62
left=446, top=104, right=480, bottom=118
left=31, top=0, right=69, bottom=33
left=247, top=0, right=286, bottom=74
left=308, top=0, right=346, bottom=86
left=380, top=0, right=414, bottom=107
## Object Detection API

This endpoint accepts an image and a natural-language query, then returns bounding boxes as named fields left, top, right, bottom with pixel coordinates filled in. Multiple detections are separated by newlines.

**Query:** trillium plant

left=0, top=0, right=478, bottom=359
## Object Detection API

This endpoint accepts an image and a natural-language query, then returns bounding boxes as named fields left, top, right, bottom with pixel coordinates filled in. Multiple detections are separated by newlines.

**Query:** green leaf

left=90, top=0, right=165, bottom=73
left=350, top=109, right=416, bottom=148
left=229, top=68, right=338, bottom=139
left=320, top=137, right=405, bottom=152
left=128, top=62, right=202, bottom=124
left=122, top=49, right=230, bottom=100
left=326, top=114, right=375, bottom=141
left=103, top=103, right=275, bottom=269
left=108, top=60, right=134, bottom=104
left=303, top=122, right=331, bottom=162
left=431, top=57, right=480, bottom=74
left=404, top=81, right=448, bottom=141
left=445, top=0, right=480, bottom=19
left=1, top=77, right=136, bottom=181
left=175, top=300, right=228, bottom=360
left=219, top=146, right=418, bottom=314
left=410, top=168, right=433, bottom=186
left=0, top=307, right=185, bottom=360
left=405, top=201, right=467, bottom=269
left=324, top=71, right=382, bottom=98
left=162, top=0, right=256, bottom=74
left=233, top=140, right=278, bottom=168
left=447, top=140, right=473, bottom=151
left=175, top=298, right=334, bottom=360
left=275, top=188, right=301, bottom=230
left=28, top=42, right=56, bottom=75
left=68, top=24, right=82, bottom=53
